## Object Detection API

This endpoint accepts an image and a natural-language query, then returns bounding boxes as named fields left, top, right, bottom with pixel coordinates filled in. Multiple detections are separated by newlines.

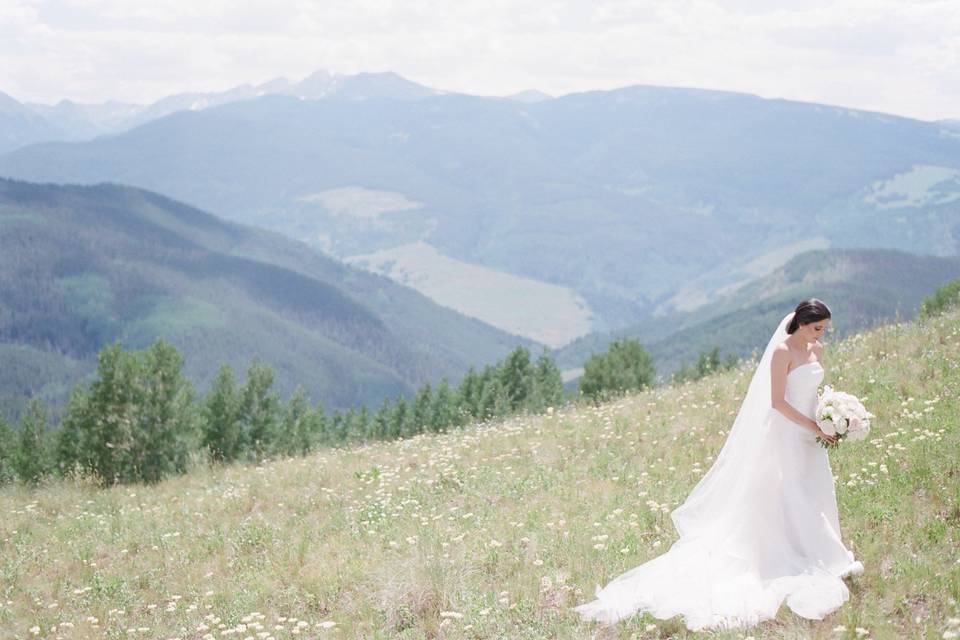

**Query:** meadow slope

left=1, top=308, right=958, bottom=639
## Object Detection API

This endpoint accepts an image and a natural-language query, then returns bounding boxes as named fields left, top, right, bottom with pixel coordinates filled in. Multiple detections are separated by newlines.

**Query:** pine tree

left=390, top=397, right=410, bottom=438
left=499, top=346, right=534, bottom=411
left=373, top=400, right=392, bottom=441
left=238, top=360, right=280, bottom=461
left=411, top=383, right=433, bottom=435
left=456, top=367, right=482, bottom=420
left=279, top=386, right=310, bottom=456
left=531, top=349, right=564, bottom=411
left=13, top=398, right=49, bottom=485
left=430, top=378, right=457, bottom=432
left=0, top=414, right=14, bottom=484
left=478, top=365, right=509, bottom=419
left=55, top=386, right=88, bottom=478
left=580, top=338, right=655, bottom=401
left=309, top=403, right=328, bottom=449
left=352, top=406, right=370, bottom=445
left=130, top=340, right=197, bottom=483
left=203, top=364, right=242, bottom=462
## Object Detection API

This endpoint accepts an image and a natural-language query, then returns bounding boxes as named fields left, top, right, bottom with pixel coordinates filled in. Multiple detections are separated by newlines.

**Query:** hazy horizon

left=1, top=0, right=958, bottom=122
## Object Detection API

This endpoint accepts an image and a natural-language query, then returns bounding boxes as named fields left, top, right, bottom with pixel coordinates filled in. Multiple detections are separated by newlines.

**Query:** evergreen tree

left=238, top=360, right=280, bottom=461
left=478, top=365, right=509, bottom=419
left=0, top=414, right=14, bottom=484
left=128, top=339, right=197, bottom=483
left=580, top=338, right=656, bottom=401
left=499, top=346, right=534, bottom=411
left=13, top=398, right=49, bottom=485
left=373, top=400, right=392, bottom=441
left=696, top=346, right=722, bottom=378
left=411, top=383, right=433, bottom=435
left=430, top=378, right=457, bottom=432
left=279, top=386, right=311, bottom=456
left=352, top=406, right=370, bottom=444
left=203, top=364, right=242, bottom=462
left=390, top=397, right=410, bottom=438
left=308, top=403, right=328, bottom=450
left=55, top=386, right=87, bottom=478
left=456, top=367, right=482, bottom=420
left=671, top=347, right=740, bottom=384
left=57, top=340, right=195, bottom=485
left=530, top=349, right=564, bottom=411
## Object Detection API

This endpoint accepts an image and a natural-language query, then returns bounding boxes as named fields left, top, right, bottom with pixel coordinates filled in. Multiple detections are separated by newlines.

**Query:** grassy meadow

left=1, top=307, right=958, bottom=639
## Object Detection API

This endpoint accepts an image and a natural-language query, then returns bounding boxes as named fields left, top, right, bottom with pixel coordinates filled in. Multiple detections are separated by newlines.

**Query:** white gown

left=572, top=360, right=864, bottom=631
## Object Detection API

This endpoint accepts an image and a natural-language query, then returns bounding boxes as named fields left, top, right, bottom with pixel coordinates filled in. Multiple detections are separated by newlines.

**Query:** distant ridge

left=0, top=177, right=527, bottom=420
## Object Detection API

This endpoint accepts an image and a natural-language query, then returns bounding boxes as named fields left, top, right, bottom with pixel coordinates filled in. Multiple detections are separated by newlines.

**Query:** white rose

left=834, top=416, right=848, bottom=435
left=819, top=419, right=837, bottom=436
left=832, top=416, right=845, bottom=434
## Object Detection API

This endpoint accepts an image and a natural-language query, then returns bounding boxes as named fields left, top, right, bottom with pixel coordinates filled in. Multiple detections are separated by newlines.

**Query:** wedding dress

left=572, top=311, right=864, bottom=631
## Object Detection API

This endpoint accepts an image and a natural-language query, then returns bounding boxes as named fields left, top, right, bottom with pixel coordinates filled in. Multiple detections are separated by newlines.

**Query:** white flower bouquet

left=815, top=385, right=874, bottom=449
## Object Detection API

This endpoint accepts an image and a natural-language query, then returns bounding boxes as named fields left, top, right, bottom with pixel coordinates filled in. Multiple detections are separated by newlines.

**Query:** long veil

left=670, top=310, right=794, bottom=538
left=573, top=310, right=861, bottom=630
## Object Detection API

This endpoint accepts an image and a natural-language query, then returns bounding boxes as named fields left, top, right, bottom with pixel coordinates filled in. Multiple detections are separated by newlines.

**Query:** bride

left=572, top=299, right=865, bottom=631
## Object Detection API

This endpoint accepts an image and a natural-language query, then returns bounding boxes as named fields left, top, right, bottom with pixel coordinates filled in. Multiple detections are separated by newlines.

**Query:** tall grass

left=1, top=308, right=958, bottom=639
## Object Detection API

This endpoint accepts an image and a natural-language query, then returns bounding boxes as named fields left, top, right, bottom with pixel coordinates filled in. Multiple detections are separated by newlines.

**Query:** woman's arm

left=770, top=348, right=836, bottom=443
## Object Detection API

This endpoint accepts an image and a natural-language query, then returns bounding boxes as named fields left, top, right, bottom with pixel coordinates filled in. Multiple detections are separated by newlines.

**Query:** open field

left=1, top=308, right=958, bottom=639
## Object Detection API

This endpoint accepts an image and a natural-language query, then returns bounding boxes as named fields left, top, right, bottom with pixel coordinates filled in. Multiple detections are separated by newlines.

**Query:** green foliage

left=530, top=349, right=564, bottom=411
left=478, top=364, right=509, bottom=419
left=579, top=338, right=656, bottom=401
left=277, top=386, right=316, bottom=457
left=202, top=365, right=242, bottom=463
left=499, top=347, right=534, bottom=412
left=670, top=346, right=740, bottom=384
left=429, top=379, right=456, bottom=432
left=12, top=398, right=50, bottom=484
left=0, top=178, right=522, bottom=419
left=919, top=277, right=960, bottom=319
left=237, top=360, right=281, bottom=462
left=5, top=331, right=568, bottom=485
left=57, top=339, right=196, bottom=485
left=0, top=414, right=14, bottom=484
left=456, top=367, right=482, bottom=421
left=411, top=383, right=433, bottom=434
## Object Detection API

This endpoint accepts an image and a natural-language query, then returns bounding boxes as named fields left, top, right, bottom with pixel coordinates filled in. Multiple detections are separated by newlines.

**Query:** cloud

left=0, top=0, right=956, bottom=120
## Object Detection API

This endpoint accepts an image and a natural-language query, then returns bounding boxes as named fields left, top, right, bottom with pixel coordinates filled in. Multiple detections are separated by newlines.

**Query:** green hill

left=557, top=247, right=960, bottom=379
left=0, top=298, right=956, bottom=638
left=2, top=85, right=959, bottom=333
left=0, top=178, right=529, bottom=420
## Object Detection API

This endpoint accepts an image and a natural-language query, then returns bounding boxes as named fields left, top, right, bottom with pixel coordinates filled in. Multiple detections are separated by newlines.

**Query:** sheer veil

left=670, top=310, right=795, bottom=539
left=573, top=309, right=863, bottom=630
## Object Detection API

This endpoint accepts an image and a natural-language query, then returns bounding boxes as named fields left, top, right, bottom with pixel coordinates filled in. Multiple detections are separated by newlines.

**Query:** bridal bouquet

left=815, top=385, right=873, bottom=448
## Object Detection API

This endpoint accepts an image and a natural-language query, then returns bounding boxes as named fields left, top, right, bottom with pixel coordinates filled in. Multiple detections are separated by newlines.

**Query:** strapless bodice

left=784, top=361, right=823, bottom=420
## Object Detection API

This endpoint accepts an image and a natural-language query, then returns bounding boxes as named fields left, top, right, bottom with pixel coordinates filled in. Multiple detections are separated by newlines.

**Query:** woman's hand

left=815, top=423, right=838, bottom=445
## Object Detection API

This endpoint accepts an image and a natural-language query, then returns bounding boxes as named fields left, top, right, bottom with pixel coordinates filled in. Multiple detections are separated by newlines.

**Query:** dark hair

left=787, top=298, right=831, bottom=334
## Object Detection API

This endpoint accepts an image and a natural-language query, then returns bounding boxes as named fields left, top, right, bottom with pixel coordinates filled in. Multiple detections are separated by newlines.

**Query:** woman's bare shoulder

left=771, top=344, right=791, bottom=368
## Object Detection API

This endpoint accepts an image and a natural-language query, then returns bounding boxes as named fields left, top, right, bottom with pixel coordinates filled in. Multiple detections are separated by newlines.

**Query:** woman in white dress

left=572, top=299, right=865, bottom=631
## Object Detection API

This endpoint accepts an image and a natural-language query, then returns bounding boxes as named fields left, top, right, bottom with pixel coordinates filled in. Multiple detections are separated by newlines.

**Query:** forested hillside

left=0, top=178, right=528, bottom=419
left=2, top=84, right=958, bottom=334
left=557, top=248, right=960, bottom=379
left=0, top=290, right=956, bottom=638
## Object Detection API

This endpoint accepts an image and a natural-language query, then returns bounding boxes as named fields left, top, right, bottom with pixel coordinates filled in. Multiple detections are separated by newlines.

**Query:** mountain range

left=1, top=70, right=473, bottom=153
left=0, top=177, right=527, bottom=420
left=556, top=247, right=960, bottom=381
left=1, top=78, right=958, bottom=346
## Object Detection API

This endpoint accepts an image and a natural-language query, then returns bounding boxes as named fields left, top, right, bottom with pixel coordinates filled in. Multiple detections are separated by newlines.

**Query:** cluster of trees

left=0, top=339, right=564, bottom=486
left=920, top=277, right=960, bottom=319
left=579, top=339, right=656, bottom=401
left=669, top=346, right=740, bottom=384
left=0, top=328, right=744, bottom=487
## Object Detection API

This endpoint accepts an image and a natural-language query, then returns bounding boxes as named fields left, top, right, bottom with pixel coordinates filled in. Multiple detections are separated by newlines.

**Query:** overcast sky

left=1, top=0, right=957, bottom=121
